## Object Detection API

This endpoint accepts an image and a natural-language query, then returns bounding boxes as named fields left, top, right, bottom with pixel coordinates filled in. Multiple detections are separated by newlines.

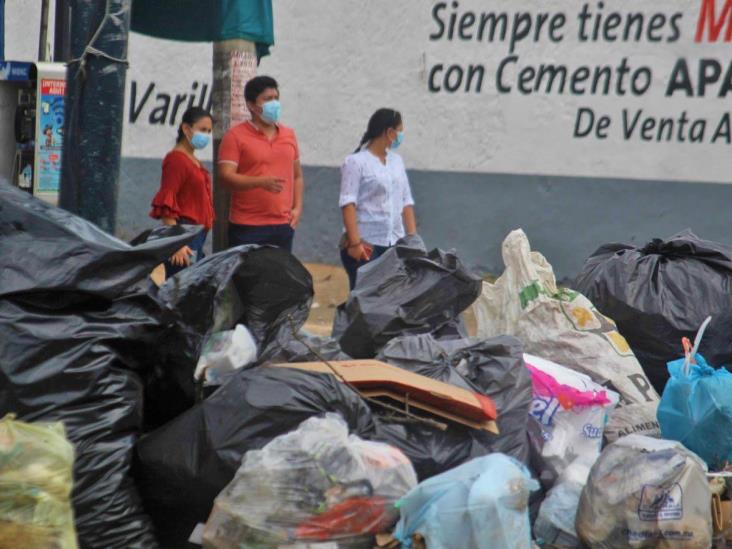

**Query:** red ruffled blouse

left=149, top=150, right=215, bottom=229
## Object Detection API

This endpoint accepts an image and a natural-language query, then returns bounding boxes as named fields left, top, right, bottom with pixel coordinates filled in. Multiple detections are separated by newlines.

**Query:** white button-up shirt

left=339, top=149, right=415, bottom=247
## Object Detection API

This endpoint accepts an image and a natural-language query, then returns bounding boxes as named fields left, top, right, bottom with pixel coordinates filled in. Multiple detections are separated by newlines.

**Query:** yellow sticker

left=605, top=330, right=632, bottom=355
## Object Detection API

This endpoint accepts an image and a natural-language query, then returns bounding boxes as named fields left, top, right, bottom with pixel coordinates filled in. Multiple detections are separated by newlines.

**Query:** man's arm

left=290, top=160, right=304, bottom=228
left=217, top=163, right=284, bottom=193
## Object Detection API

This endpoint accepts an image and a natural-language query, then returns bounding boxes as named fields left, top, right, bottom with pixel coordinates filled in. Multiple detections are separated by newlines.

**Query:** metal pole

left=211, top=39, right=257, bottom=251
left=38, top=0, right=50, bottom=61
left=54, top=0, right=72, bottom=62
left=59, top=0, right=131, bottom=233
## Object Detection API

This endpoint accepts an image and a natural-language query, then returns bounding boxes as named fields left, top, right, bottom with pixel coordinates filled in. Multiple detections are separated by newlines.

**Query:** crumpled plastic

left=394, top=453, right=539, bottom=549
left=576, top=435, right=712, bottom=548
left=332, top=234, right=482, bottom=358
left=658, top=353, right=732, bottom=469
left=575, top=230, right=732, bottom=393
left=135, top=367, right=377, bottom=546
left=0, top=414, right=77, bottom=549
left=202, top=413, right=417, bottom=547
left=0, top=183, right=196, bottom=548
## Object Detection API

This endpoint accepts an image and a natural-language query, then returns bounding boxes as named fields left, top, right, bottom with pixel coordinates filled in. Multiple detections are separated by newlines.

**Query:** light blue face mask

left=261, top=100, right=281, bottom=124
left=190, top=132, right=210, bottom=150
left=390, top=131, right=404, bottom=150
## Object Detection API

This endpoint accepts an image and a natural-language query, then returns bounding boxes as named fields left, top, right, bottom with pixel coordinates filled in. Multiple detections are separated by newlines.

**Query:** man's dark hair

left=245, top=75, right=279, bottom=103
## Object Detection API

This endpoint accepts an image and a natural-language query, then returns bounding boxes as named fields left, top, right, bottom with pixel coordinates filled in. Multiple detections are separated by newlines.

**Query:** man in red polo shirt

left=218, top=75, right=304, bottom=251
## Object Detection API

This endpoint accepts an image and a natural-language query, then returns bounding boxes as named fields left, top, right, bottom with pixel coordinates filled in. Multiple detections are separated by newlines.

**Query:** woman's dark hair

left=245, top=75, right=279, bottom=103
left=177, top=107, right=213, bottom=142
left=354, top=108, right=402, bottom=153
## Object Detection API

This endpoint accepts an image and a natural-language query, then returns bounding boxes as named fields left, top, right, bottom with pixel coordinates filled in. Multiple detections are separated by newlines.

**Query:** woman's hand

left=171, top=246, right=194, bottom=266
left=347, top=242, right=372, bottom=262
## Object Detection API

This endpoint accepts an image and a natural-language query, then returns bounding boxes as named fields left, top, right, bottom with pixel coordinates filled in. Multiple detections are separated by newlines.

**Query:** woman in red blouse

left=150, top=107, right=214, bottom=277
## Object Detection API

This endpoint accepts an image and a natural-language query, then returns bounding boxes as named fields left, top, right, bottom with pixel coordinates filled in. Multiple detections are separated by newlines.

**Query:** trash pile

left=3, top=183, right=732, bottom=548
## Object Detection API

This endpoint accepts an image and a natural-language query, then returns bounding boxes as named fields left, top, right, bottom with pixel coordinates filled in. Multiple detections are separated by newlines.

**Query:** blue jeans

left=165, top=223, right=208, bottom=278
left=228, top=223, right=294, bottom=252
left=340, top=245, right=389, bottom=290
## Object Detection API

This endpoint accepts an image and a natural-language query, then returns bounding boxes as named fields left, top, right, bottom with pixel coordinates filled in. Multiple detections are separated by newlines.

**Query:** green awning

left=131, top=0, right=273, bottom=58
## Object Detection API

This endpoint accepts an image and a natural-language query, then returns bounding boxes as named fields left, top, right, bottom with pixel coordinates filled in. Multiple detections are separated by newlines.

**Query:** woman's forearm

left=342, top=204, right=361, bottom=244
left=403, top=206, right=417, bottom=235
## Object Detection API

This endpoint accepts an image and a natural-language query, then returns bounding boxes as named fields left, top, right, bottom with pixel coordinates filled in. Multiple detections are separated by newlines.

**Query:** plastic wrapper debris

left=474, top=229, right=660, bottom=442
left=525, top=354, right=618, bottom=474
left=135, top=366, right=376, bottom=546
left=394, top=453, right=539, bottom=549
left=373, top=333, right=536, bottom=479
left=534, top=454, right=595, bottom=548
left=146, top=245, right=314, bottom=426
left=575, top=230, right=732, bottom=393
left=194, top=324, right=258, bottom=385
left=658, top=352, right=732, bottom=469
left=0, top=415, right=77, bottom=549
left=266, top=329, right=352, bottom=363
left=202, top=414, right=417, bottom=547
left=0, top=184, right=196, bottom=548
left=332, top=234, right=482, bottom=358
left=576, top=435, right=712, bottom=548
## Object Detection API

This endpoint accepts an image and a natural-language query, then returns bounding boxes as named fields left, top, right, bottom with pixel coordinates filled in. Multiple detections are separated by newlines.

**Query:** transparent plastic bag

left=576, top=435, right=712, bottom=548
left=394, top=454, right=539, bottom=549
left=0, top=414, right=77, bottom=549
left=194, top=324, right=258, bottom=385
left=202, top=413, right=417, bottom=548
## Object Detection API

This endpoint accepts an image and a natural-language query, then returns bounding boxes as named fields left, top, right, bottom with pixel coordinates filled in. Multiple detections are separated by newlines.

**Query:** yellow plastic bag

left=0, top=414, right=77, bottom=549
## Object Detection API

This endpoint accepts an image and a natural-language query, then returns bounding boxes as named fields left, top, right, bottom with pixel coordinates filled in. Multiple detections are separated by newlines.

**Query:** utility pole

left=59, top=0, right=131, bottom=233
left=211, top=39, right=257, bottom=251
left=38, top=0, right=50, bottom=61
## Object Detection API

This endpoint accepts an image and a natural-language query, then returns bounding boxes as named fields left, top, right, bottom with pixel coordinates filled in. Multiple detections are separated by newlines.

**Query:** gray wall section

left=118, top=157, right=732, bottom=281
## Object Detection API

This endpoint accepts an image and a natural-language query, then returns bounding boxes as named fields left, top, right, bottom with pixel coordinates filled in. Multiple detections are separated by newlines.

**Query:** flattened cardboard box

left=269, top=360, right=498, bottom=433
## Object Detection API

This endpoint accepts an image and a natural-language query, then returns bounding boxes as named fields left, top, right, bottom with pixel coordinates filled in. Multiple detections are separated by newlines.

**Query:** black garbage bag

left=0, top=183, right=198, bottom=548
left=574, top=230, right=732, bottom=393
left=265, top=329, right=352, bottom=363
left=134, top=366, right=376, bottom=546
left=146, top=246, right=314, bottom=426
left=373, top=334, right=535, bottom=479
left=332, top=235, right=482, bottom=358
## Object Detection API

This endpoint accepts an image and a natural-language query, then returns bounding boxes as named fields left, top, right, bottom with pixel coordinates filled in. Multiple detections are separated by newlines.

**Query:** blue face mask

left=261, top=100, right=281, bottom=124
left=190, top=132, right=210, bottom=150
left=390, top=131, right=404, bottom=150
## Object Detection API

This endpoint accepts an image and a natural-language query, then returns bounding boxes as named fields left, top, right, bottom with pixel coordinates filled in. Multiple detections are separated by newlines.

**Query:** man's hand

left=171, top=246, right=194, bottom=266
left=259, top=176, right=285, bottom=193
left=290, top=207, right=302, bottom=228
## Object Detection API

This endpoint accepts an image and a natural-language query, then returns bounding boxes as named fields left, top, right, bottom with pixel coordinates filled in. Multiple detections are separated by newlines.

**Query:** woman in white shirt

left=339, top=108, right=417, bottom=289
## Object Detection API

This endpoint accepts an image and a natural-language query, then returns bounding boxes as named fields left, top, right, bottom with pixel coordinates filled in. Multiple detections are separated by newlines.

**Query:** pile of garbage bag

left=0, top=414, right=77, bottom=549
left=575, top=230, right=732, bottom=393
left=202, top=414, right=417, bottom=547
left=6, top=181, right=732, bottom=548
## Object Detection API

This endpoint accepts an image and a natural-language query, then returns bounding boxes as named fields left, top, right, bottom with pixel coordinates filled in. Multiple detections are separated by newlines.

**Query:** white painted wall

left=258, top=0, right=732, bottom=183
left=4, top=0, right=55, bottom=61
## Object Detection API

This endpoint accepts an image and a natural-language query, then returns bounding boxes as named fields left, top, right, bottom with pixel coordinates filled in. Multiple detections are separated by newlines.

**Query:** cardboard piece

left=269, top=360, right=498, bottom=432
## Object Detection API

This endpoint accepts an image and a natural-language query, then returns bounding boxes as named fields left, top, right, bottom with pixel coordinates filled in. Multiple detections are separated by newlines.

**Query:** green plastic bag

left=0, top=414, right=77, bottom=548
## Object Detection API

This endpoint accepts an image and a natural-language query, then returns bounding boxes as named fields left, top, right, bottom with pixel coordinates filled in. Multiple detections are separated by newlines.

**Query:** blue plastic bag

left=658, top=353, right=732, bottom=468
left=394, top=454, right=539, bottom=549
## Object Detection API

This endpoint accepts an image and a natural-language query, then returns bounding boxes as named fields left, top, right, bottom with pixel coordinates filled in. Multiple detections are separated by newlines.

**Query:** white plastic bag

left=194, top=324, right=257, bottom=385
left=474, top=229, right=659, bottom=441
left=526, top=354, right=618, bottom=545
left=525, top=354, right=618, bottom=473
left=576, top=435, right=712, bottom=548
